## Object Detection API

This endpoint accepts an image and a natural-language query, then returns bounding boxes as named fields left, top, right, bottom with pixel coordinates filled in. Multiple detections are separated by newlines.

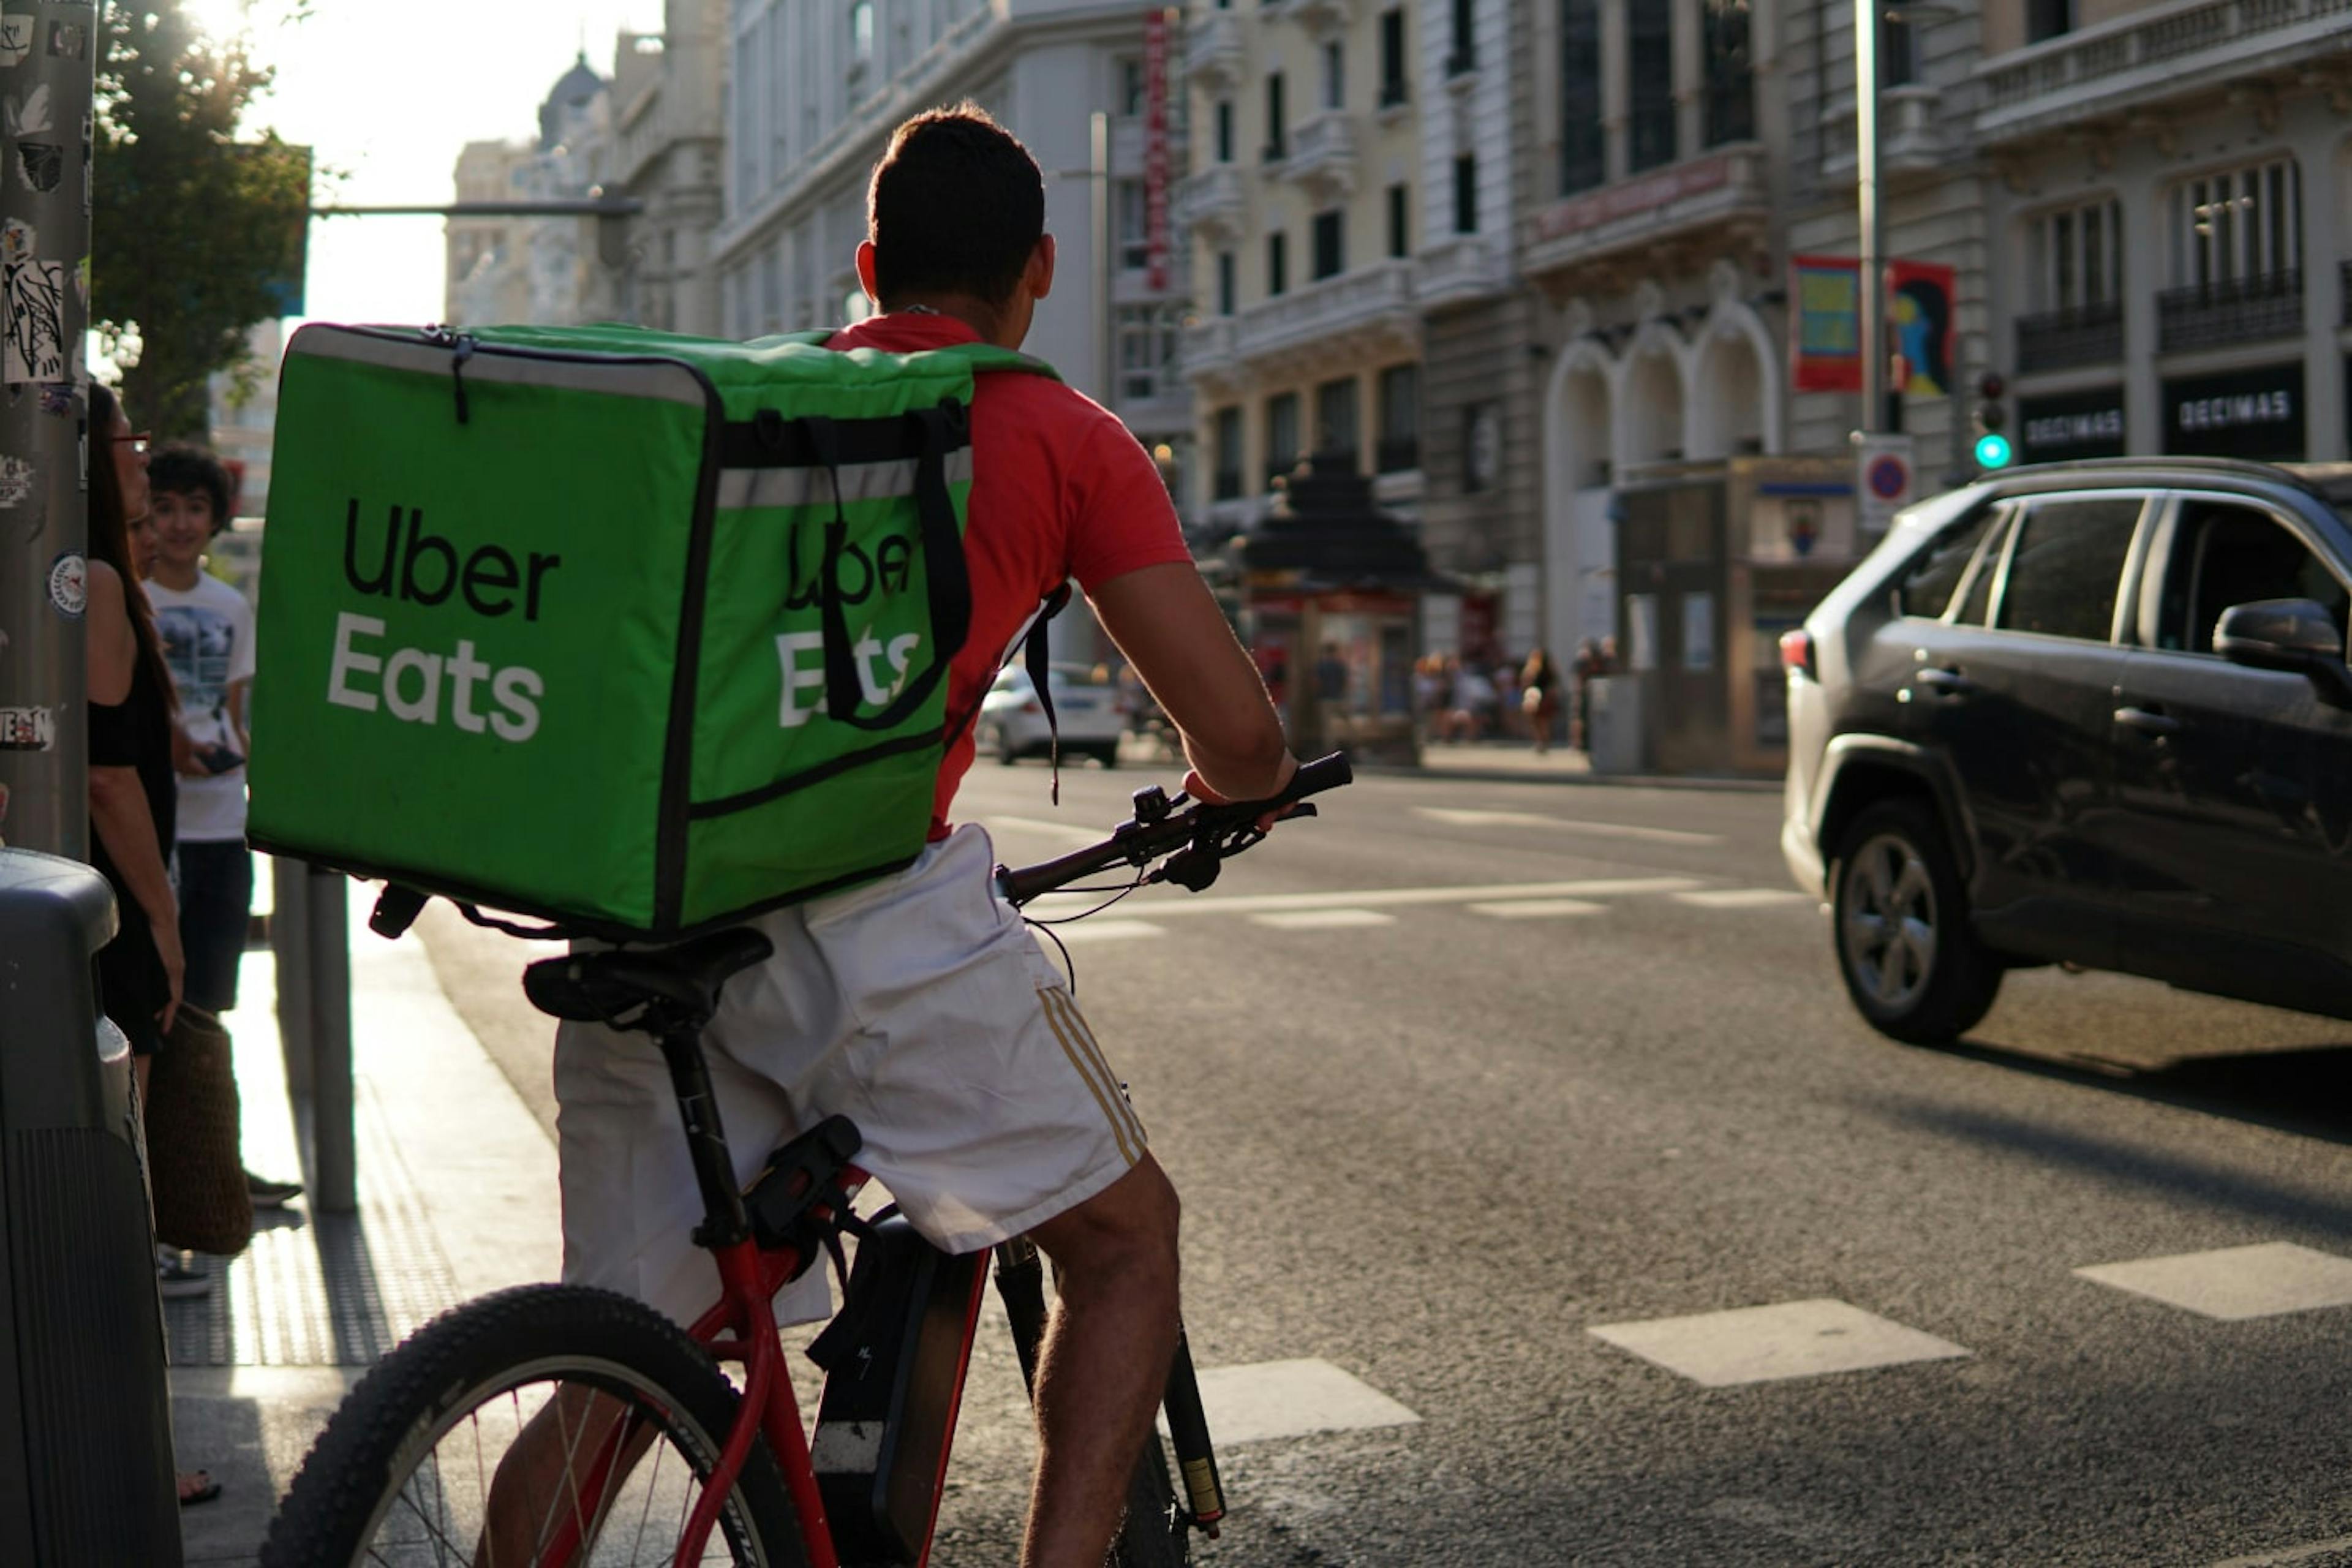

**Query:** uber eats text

left=327, top=501, right=561, bottom=742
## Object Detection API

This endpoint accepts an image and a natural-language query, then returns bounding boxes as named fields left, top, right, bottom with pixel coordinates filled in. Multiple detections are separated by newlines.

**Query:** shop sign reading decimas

left=1855, top=433, right=1914, bottom=535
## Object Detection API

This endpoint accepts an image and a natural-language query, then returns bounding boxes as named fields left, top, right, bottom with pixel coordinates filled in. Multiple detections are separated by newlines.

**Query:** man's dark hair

left=867, top=104, right=1045, bottom=307
left=149, top=442, right=235, bottom=534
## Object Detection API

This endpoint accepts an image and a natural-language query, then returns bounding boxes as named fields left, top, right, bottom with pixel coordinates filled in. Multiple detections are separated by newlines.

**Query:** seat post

left=653, top=1018, right=751, bottom=1249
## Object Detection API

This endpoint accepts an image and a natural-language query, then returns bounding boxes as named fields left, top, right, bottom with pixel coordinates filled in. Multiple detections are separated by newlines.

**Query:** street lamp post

left=1855, top=0, right=1884, bottom=440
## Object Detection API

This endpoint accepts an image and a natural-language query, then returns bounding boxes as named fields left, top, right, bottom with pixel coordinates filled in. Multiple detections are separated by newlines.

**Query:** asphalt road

left=423, top=756, right=2352, bottom=1567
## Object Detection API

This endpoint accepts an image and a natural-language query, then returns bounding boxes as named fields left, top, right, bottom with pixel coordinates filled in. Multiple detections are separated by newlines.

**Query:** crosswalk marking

left=1250, top=908, right=1397, bottom=930
left=2075, top=1242, right=2352, bottom=1321
left=2209, top=1532, right=2352, bottom=1566
left=1589, top=1298, right=1970, bottom=1387
left=1469, top=898, right=1607, bottom=918
left=1134, top=876, right=1706, bottom=918
left=1414, top=806, right=1724, bottom=845
left=1042, top=919, right=1166, bottom=944
left=1166, top=1358, right=1420, bottom=1446
left=1672, top=888, right=1809, bottom=910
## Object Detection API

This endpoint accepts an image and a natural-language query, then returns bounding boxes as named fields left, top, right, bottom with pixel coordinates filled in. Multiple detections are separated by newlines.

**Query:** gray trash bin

left=0, top=848, right=181, bottom=1565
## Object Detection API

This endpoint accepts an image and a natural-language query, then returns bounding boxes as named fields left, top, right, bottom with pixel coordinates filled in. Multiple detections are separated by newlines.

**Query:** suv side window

left=1895, top=505, right=2002, bottom=620
left=1992, top=496, right=2145, bottom=641
left=2155, top=500, right=2350, bottom=654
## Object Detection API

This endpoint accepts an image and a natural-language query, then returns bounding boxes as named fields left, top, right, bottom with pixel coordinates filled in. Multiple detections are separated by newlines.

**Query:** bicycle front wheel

left=1109, top=1433, right=1190, bottom=1568
left=262, top=1283, right=805, bottom=1567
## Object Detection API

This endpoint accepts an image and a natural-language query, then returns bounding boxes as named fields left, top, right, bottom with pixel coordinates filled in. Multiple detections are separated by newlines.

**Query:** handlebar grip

left=1280, top=752, right=1352, bottom=804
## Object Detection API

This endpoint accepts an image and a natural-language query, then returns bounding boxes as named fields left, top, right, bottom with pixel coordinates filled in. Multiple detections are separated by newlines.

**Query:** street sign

left=1855, top=432, right=1915, bottom=535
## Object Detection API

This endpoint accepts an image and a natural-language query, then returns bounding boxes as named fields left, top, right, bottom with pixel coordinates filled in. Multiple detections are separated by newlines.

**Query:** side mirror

left=2215, top=598, right=2352, bottom=703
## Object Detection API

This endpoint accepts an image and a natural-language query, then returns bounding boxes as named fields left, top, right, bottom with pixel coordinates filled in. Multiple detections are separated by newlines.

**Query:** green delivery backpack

left=249, top=321, right=1058, bottom=939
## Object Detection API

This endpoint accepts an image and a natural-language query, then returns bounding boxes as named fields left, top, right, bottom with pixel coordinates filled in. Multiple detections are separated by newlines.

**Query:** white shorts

left=551, top=824, right=1147, bottom=1329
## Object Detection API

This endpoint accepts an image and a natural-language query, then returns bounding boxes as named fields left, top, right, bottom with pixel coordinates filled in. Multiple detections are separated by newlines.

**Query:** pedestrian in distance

left=1572, top=637, right=1605, bottom=752
left=82, top=383, right=222, bottom=1507
left=143, top=442, right=302, bottom=1212
left=1522, top=647, right=1563, bottom=755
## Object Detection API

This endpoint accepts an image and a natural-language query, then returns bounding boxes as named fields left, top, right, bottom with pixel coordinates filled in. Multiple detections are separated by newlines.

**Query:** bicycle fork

left=991, top=1237, right=1227, bottom=1537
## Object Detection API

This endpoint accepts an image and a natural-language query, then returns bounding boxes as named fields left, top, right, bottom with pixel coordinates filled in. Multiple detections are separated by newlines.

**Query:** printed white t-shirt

left=148, top=571, right=256, bottom=844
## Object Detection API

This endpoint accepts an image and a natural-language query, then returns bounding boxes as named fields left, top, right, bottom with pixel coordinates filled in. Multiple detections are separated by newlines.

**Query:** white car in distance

left=977, top=662, right=1128, bottom=767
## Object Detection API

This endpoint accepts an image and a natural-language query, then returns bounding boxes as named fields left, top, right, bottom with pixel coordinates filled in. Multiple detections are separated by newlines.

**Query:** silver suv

left=1782, top=458, right=2352, bottom=1043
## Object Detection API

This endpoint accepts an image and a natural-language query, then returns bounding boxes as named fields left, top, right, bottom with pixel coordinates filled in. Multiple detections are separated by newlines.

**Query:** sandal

left=177, top=1469, right=222, bottom=1507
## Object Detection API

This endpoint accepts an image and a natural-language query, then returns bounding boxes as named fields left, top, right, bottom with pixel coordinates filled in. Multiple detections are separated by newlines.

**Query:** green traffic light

left=1974, top=432, right=2015, bottom=469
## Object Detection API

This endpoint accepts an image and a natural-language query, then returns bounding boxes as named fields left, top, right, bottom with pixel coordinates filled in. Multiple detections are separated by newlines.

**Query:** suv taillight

left=1779, top=628, right=1816, bottom=680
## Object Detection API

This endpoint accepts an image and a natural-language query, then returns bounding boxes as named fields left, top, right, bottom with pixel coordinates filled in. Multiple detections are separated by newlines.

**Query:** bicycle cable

left=1022, top=863, right=1154, bottom=994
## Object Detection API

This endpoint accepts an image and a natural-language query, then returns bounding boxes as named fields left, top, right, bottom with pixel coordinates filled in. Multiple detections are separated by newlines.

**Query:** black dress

left=89, top=652, right=176, bottom=1055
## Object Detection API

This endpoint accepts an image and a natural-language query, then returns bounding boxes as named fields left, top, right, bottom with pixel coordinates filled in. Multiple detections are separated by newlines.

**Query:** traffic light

left=1973, top=372, right=2014, bottom=470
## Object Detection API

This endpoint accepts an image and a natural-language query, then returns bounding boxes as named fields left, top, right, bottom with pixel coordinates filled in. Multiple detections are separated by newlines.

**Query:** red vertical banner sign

left=1144, top=8, right=1171, bottom=291
left=1790, top=255, right=1959, bottom=399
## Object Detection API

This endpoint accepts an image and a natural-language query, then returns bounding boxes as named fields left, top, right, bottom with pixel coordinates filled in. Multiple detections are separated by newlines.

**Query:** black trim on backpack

left=688, top=725, right=945, bottom=820
left=828, top=401, right=971, bottom=733
left=652, top=364, right=733, bottom=932
left=718, top=410, right=947, bottom=468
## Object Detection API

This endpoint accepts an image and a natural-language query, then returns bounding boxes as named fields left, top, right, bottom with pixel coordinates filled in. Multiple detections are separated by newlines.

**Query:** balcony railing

left=1184, top=12, right=1245, bottom=88
left=1376, top=434, right=1421, bottom=473
left=2015, top=300, right=2124, bottom=373
left=1415, top=234, right=1513, bottom=309
left=1174, top=165, right=1246, bottom=243
left=1231, top=257, right=1417, bottom=368
left=1977, top=0, right=2352, bottom=145
left=1281, top=110, right=1357, bottom=201
left=2156, top=269, right=2304, bottom=353
left=1521, top=143, right=1770, bottom=282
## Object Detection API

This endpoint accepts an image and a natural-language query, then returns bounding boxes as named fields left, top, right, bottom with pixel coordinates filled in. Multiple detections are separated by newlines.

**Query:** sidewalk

left=170, top=876, right=560, bottom=1567
left=1405, top=739, right=1782, bottom=793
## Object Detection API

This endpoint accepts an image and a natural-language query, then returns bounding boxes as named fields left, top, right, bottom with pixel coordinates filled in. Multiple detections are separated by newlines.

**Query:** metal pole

left=1854, top=0, right=1883, bottom=438
left=306, top=865, right=354, bottom=1213
left=271, top=855, right=313, bottom=1101
left=1090, top=110, right=1112, bottom=410
left=0, top=2, right=97, bottom=858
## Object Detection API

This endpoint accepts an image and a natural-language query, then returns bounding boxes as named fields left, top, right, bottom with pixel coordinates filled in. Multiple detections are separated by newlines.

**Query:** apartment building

left=444, top=55, right=614, bottom=326
left=714, top=0, right=1191, bottom=481
left=1180, top=0, right=1427, bottom=537
left=601, top=0, right=728, bottom=337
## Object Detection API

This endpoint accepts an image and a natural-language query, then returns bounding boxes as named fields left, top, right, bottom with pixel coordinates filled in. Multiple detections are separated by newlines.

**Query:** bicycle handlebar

left=996, top=751, right=1353, bottom=908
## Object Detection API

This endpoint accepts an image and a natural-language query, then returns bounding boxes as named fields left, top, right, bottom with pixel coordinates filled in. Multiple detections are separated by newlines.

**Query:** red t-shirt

left=824, top=313, right=1193, bottom=835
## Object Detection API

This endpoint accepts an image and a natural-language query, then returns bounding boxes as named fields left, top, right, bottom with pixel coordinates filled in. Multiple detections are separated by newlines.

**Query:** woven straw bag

left=148, top=1005, right=255, bottom=1257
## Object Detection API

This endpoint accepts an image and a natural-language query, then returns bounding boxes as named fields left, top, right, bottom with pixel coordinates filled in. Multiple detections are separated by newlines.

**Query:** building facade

left=604, top=0, right=729, bottom=337
left=715, top=0, right=1192, bottom=488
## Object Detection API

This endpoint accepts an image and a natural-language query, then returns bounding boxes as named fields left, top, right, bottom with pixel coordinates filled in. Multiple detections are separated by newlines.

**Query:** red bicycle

left=260, top=753, right=1353, bottom=1567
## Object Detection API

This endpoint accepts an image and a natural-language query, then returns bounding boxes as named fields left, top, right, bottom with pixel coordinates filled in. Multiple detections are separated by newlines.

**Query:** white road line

left=1589, top=1298, right=1970, bottom=1387
left=2211, top=1535, right=2352, bottom=1567
left=1250, top=908, right=1398, bottom=930
left=1469, top=899, right=1607, bottom=919
left=1672, top=888, right=1809, bottom=910
left=1162, top=1358, right=1420, bottom=1446
left=981, top=815, right=1107, bottom=846
left=1039, top=919, right=1166, bottom=944
left=2075, top=1242, right=2352, bottom=1321
left=1414, top=806, right=1724, bottom=845
left=1136, top=876, right=1706, bottom=918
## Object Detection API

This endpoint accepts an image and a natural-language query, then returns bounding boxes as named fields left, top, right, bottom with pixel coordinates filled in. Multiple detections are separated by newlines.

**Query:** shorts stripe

left=1050, top=991, right=1147, bottom=1150
left=1038, top=988, right=1143, bottom=1166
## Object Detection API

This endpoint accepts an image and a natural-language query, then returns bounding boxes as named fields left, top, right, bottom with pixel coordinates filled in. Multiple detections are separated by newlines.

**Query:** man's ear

left=1027, top=234, right=1055, bottom=302
left=855, top=240, right=881, bottom=305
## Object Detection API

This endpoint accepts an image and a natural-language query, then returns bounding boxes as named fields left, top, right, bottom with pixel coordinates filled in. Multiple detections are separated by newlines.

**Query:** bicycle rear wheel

left=262, top=1283, right=805, bottom=1567
left=1109, top=1434, right=1189, bottom=1568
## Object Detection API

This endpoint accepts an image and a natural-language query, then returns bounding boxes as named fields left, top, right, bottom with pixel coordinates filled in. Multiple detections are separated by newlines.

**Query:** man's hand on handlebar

left=1183, top=752, right=1303, bottom=834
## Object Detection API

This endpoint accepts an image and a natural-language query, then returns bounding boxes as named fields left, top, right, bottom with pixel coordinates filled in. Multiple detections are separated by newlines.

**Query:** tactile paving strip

left=164, top=1077, right=461, bottom=1368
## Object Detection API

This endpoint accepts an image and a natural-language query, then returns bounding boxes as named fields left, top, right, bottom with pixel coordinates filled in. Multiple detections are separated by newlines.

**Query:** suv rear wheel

left=1831, top=800, right=2002, bottom=1044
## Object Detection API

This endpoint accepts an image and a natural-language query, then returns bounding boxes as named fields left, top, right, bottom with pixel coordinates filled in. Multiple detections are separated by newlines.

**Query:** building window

left=1703, top=1, right=1753, bottom=147
left=1452, top=154, right=1477, bottom=235
left=1379, top=8, right=1408, bottom=106
left=1560, top=0, right=1602, bottom=195
left=1377, top=362, right=1420, bottom=472
left=1267, top=230, right=1289, bottom=297
left=2031, top=198, right=2122, bottom=312
left=1461, top=401, right=1500, bottom=494
left=850, top=0, right=875, bottom=61
left=1215, top=99, right=1234, bottom=163
left=1882, top=14, right=1917, bottom=88
left=1312, top=209, right=1345, bottom=280
left=1214, top=405, right=1245, bottom=500
left=1316, top=376, right=1360, bottom=464
left=1264, top=72, right=1287, bottom=161
left=1217, top=249, right=1237, bottom=315
left=2169, top=157, right=2301, bottom=288
left=1115, top=179, right=1150, bottom=271
left=1321, top=39, right=1344, bottom=110
left=1629, top=6, right=1675, bottom=172
left=1118, top=56, right=1144, bottom=118
left=1266, top=391, right=1302, bottom=486
left=1387, top=182, right=1409, bottom=258
left=2026, top=0, right=2074, bottom=43
left=1448, top=0, right=1475, bottom=74
left=1116, top=304, right=1177, bottom=401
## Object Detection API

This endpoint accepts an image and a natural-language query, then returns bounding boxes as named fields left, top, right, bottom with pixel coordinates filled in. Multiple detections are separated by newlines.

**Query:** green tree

left=92, top=2, right=309, bottom=440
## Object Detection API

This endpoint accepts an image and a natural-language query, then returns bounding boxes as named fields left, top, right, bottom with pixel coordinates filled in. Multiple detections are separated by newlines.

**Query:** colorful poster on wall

left=1790, top=255, right=1862, bottom=393
left=1789, top=255, right=1958, bottom=399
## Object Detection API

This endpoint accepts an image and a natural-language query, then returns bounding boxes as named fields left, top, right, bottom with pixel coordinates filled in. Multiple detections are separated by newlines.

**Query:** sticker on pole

left=0, top=704, right=53, bottom=750
left=1854, top=434, right=1915, bottom=536
left=47, top=549, right=82, bottom=616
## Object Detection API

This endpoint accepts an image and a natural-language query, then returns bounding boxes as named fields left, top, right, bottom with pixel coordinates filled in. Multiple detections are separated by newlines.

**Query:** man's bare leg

left=1020, top=1156, right=1183, bottom=1568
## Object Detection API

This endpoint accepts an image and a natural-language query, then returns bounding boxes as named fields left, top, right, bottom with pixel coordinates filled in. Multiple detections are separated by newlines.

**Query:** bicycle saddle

left=523, top=927, right=775, bottom=1024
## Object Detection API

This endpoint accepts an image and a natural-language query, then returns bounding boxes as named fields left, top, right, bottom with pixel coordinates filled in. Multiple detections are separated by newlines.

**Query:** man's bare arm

left=1087, top=562, right=1295, bottom=802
